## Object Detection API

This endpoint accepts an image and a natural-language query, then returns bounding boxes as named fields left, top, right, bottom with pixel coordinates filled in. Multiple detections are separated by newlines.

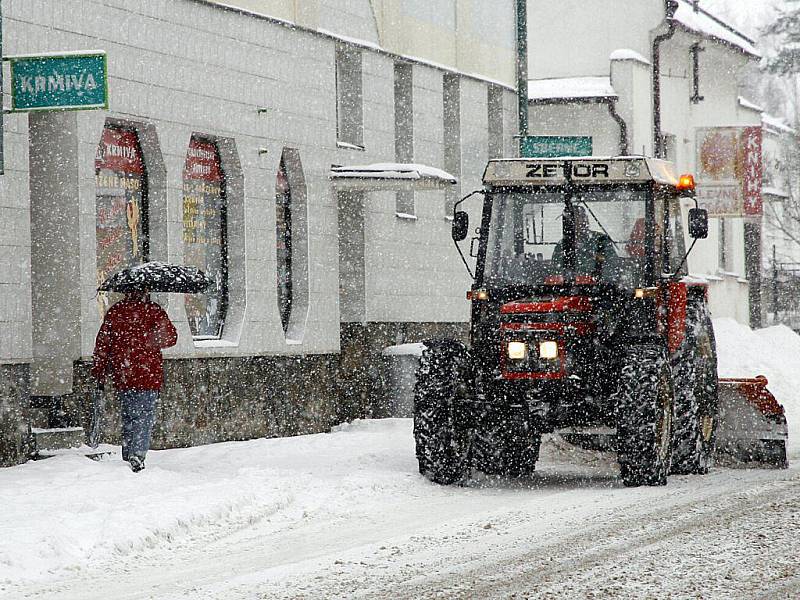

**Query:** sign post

left=6, top=51, right=108, bottom=112
left=521, top=135, right=593, bottom=158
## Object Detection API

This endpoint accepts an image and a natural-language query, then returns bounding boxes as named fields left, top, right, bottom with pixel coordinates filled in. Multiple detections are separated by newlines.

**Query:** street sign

left=6, top=51, right=107, bottom=112
left=521, top=135, right=592, bottom=158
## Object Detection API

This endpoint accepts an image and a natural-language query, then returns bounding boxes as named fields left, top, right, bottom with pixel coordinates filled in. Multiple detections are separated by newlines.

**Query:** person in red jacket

left=92, top=292, right=177, bottom=472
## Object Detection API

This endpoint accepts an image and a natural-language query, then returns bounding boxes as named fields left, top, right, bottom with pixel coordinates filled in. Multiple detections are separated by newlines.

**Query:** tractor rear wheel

left=671, top=302, right=719, bottom=475
left=616, top=344, right=674, bottom=487
left=413, top=339, right=471, bottom=485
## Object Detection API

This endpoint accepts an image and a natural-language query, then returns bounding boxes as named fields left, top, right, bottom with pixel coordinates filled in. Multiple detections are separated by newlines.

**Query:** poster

left=695, top=126, right=763, bottom=217
left=183, top=137, right=227, bottom=338
left=95, top=126, right=146, bottom=314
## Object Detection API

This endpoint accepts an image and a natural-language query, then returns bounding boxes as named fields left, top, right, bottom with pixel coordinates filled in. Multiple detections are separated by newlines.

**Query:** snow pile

left=714, top=318, right=800, bottom=451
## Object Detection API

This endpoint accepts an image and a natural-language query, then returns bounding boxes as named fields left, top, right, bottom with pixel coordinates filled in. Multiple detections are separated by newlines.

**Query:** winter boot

left=129, top=456, right=145, bottom=473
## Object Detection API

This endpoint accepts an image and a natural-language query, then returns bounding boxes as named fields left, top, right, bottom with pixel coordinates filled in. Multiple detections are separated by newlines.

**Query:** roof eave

left=673, top=21, right=760, bottom=61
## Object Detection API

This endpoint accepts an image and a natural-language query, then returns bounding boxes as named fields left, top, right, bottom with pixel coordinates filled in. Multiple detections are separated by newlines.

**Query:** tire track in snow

left=227, top=469, right=798, bottom=600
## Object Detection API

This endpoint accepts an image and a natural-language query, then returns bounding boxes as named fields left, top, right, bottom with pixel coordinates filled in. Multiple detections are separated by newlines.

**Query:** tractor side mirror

left=688, top=208, right=708, bottom=239
left=452, top=210, right=469, bottom=242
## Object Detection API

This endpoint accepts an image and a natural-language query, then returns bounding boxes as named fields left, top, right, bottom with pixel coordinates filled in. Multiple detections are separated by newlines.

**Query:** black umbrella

left=98, top=261, right=213, bottom=294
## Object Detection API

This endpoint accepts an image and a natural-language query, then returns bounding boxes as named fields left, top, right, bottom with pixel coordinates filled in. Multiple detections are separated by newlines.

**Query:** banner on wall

left=183, top=137, right=227, bottom=339
left=95, top=126, right=146, bottom=313
left=695, top=126, right=763, bottom=218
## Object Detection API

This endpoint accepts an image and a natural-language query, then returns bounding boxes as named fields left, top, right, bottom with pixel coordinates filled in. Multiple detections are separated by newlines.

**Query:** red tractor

left=414, top=156, right=787, bottom=487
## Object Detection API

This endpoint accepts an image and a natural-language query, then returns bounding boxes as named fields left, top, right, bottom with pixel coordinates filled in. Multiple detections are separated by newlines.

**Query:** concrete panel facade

left=0, top=0, right=518, bottom=463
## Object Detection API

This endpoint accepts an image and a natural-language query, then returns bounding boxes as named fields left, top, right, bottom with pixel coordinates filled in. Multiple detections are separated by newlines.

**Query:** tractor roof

left=483, top=157, right=679, bottom=188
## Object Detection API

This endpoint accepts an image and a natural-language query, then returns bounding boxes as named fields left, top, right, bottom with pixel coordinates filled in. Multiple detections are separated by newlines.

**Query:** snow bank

left=714, top=318, right=800, bottom=452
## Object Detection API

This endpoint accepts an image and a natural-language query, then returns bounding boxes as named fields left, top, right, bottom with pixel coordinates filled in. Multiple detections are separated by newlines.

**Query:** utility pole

left=516, top=0, right=528, bottom=157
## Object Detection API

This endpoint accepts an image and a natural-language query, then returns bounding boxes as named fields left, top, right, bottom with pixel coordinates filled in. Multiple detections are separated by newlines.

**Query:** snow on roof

left=673, top=1, right=760, bottom=58
left=528, top=76, right=617, bottom=102
left=762, top=113, right=796, bottom=135
left=609, top=48, right=651, bottom=66
left=738, top=96, right=764, bottom=113
left=330, top=163, right=457, bottom=191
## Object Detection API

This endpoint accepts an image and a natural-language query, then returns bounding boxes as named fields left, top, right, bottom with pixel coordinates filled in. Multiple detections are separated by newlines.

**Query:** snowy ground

left=1, top=319, right=799, bottom=599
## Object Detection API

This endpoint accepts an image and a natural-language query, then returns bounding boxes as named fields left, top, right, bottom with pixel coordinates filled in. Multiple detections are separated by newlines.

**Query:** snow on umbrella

left=97, top=261, right=213, bottom=294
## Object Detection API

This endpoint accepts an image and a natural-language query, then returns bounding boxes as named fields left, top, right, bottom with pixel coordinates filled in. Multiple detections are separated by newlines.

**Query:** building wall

left=528, top=102, right=622, bottom=156
left=526, top=0, right=662, bottom=80
left=0, top=0, right=518, bottom=463
left=198, top=0, right=517, bottom=86
left=525, top=8, right=760, bottom=325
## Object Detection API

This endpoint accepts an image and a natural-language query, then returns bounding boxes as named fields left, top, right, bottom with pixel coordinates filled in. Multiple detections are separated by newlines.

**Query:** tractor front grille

left=500, top=324, right=565, bottom=379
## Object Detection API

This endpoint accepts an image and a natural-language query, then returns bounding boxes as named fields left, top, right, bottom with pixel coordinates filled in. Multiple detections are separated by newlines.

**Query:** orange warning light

left=677, top=174, right=696, bottom=192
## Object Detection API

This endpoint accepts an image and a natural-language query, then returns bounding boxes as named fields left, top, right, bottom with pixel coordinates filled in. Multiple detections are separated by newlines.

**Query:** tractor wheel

left=616, top=344, right=674, bottom=487
left=413, top=339, right=471, bottom=485
left=671, top=302, right=719, bottom=475
left=472, top=407, right=541, bottom=477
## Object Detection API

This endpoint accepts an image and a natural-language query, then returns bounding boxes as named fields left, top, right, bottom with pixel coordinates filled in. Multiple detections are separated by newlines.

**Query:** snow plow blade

left=716, top=376, right=788, bottom=468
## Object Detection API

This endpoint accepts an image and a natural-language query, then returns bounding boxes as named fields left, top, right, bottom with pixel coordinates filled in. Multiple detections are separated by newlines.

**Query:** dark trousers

left=119, top=390, right=158, bottom=461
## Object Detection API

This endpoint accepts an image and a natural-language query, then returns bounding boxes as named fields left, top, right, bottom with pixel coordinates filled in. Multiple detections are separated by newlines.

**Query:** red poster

left=96, top=127, right=145, bottom=175
left=741, top=126, right=763, bottom=217
left=95, top=126, right=147, bottom=309
left=183, top=137, right=226, bottom=338
left=696, top=126, right=764, bottom=218
left=184, top=138, right=223, bottom=182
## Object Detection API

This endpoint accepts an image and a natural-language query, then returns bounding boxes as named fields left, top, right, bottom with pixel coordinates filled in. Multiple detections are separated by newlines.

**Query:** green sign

left=521, top=135, right=592, bottom=158
left=7, top=51, right=108, bottom=112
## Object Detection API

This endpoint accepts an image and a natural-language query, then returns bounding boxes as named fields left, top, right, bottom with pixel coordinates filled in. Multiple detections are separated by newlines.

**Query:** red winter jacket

left=91, top=297, right=178, bottom=391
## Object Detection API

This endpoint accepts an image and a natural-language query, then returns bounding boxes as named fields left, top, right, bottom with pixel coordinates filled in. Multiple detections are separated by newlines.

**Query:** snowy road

left=2, top=319, right=799, bottom=599
left=3, top=422, right=798, bottom=600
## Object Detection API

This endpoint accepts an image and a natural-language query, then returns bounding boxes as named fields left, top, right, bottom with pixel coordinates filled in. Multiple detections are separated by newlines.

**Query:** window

left=275, top=148, right=309, bottom=340
left=276, top=158, right=292, bottom=332
left=336, top=43, right=364, bottom=148
left=183, top=136, right=228, bottom=339
left=662, top=133, right=677, bottom=163
left=337, top=190, right=366, bottom=323
left=719, top=218, right=733, bottom=272
left=487, top=84, right=504, bottom=159
left=443, top=73, right=461, bottom=217
left=95, top=124, right=148, bottom=312
left=394, top=62, right=414, bottom=215
left=485, top=188, right=650, bottom=287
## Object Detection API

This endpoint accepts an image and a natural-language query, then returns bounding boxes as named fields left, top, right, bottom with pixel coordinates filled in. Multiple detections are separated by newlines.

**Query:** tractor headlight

left=538, top=340, right=559, bottom=360
left=507, top=341, right=527, bottom=360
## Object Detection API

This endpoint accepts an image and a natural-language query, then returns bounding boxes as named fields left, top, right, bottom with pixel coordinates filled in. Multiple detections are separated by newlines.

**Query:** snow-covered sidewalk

left=1, top=320, right=799, bottom=598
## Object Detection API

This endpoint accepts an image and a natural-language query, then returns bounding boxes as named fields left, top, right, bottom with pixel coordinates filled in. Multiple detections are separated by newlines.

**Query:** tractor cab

left=457, top=157, right=705, bottom=297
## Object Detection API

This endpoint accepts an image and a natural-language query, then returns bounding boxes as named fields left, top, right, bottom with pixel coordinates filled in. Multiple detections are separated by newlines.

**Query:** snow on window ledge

left=395, top=212, right=418, bottom=221
left=336, top=141, right=365, bottom=151
left=193, top=339, right=239, bottom=348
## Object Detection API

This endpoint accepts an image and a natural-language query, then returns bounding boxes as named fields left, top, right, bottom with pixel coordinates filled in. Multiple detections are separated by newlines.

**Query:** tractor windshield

left=485, top=187, right=649, bottom=288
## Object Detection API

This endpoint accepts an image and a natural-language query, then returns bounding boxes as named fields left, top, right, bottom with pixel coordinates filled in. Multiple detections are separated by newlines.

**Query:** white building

left=760, top=113, right=799, bottom=327
left=525, top=0, right=763, bottom=325
left=0, top=0, right=519, bottom=465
